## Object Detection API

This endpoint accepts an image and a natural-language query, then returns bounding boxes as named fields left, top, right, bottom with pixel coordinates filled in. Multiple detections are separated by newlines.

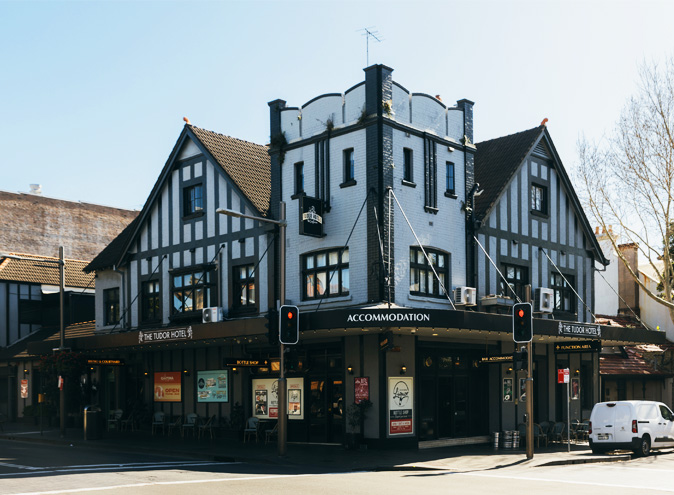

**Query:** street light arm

left=216, top=208, right=286, bottom=227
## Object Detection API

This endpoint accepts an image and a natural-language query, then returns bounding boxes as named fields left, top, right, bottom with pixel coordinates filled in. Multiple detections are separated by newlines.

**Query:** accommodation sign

left=557, top=322, right=601, bottom=339
left=554, top=340, right=601, bottom=353
left=138, top=326, right=193, bottom=344
left=299, top=195, right=324, bottom=237
left=479, top=355, right=513, bottom=364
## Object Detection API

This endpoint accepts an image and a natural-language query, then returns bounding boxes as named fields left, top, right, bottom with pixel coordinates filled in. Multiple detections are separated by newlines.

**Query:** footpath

left=0, top=421, right=630, bottom=473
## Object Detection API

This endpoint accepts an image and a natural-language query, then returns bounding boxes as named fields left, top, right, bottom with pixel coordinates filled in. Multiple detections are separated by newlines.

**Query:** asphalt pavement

left=0, top=420, right=630, bottom=473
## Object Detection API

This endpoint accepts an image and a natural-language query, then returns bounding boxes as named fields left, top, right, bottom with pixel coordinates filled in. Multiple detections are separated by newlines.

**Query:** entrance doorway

left=308, top=378, right=344, bottom=443
left=418, top=348, right=488, bottom=440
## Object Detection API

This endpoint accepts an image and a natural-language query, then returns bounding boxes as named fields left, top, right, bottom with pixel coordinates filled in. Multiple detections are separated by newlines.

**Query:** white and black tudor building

left=31, top=65, right=668, bottom=448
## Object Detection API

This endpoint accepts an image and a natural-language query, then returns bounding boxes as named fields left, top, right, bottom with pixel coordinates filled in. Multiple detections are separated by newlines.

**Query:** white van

left=589, top=400, right=674, bottom=456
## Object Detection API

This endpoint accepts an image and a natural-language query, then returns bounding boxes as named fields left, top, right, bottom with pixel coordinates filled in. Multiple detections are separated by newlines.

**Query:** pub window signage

left=299, top=195, right=324, bottom=238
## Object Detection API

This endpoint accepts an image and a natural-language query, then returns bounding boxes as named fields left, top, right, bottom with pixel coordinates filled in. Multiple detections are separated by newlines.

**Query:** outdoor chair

left=265, top=422, right=278, bottom=444
left=121, top=411, right=135, bottom=432
left=533, top=423, right=548, bottom=447
left=539, top=421, right=551, bottom=441
left=167, top=415, right=183, bottom=436
left=107, top=409, right=123, bottom=431
left=182, top=413, right=198, bottom=438
left=243, top=417, right=259, bottom=443
left=551, top=421, right=567, bottom=443
left=198, top=415, right=215, bottom=439
left=151, top=411, right=165, bottom=435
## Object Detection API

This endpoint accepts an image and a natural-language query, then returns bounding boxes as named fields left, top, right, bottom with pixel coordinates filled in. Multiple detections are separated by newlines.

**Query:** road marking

left=6, top=472, right=356, bottom=495
left=0, top=462, right=41, bottom=471
left=456, top=470, right=674, bottom=492
left=0, top=461, right=238, bottom=477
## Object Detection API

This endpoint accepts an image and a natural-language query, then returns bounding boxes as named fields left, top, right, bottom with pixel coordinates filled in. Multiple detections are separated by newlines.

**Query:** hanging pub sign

left=554, top=341, right=601, bottom=353
left=299, top=195, right=324, bottom=237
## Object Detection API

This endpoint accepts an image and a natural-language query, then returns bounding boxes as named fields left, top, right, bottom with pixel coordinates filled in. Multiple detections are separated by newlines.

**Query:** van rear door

left=592, top=403, right=617, bottom=442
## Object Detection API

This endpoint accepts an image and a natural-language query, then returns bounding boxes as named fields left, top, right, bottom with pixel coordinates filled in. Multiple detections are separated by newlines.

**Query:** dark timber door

left=308, top=378, right=344, bottom=443
left=418, top=348, right=488, bottom=440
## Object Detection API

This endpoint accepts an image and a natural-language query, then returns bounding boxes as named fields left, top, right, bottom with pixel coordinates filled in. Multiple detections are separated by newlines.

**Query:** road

left=1, top=440, right=674, bottom=494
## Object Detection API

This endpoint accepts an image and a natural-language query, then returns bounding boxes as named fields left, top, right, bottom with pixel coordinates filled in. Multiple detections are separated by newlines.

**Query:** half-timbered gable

left=474, top=125, right=607, bottom=322
left=86, top=124, right=272, bottom=332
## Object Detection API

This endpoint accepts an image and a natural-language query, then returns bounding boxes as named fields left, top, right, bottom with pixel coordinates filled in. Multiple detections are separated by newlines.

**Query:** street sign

left=557, top=368, right=570, bottom=384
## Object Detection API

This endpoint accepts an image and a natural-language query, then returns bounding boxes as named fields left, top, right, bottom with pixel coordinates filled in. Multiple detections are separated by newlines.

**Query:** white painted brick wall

left=410, top=94, right=446, bottom=137
left=281, top=108, right=301, bottom=142
left=344, top=84, right=366, bottom=125
left=301, top=95, right=343, bottom=138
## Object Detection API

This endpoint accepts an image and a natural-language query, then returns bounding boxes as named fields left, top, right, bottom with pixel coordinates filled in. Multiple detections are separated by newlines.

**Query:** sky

left=1, top=0, right=673, bottom=211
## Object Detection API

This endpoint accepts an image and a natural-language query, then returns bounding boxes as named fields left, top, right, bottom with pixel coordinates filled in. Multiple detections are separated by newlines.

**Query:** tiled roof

left=84, top=216, right=139, bottom=273
left=0, top=190, right=138, bottom=260
left=0, top=252, right=93, bottom=288
left=600, top=346, right=672, bottom=377
left=595, top=314, right=647, bottom=329
left=44, top=320, right=96, bottom=341
left=188, top=125, right=271, bottom=217
left=474, top=126, right=543, bottom=221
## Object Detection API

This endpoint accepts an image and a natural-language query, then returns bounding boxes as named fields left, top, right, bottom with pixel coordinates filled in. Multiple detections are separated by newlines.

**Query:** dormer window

left=531, top=183, right=548, bottom=215
left=183, top=184, right=203, bottom=216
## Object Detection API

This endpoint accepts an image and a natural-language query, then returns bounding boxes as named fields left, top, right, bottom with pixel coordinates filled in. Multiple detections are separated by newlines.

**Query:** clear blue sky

left=1, top=0, right=672, bottom=211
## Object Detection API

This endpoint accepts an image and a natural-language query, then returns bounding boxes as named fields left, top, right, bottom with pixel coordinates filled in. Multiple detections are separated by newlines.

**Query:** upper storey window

left=531, top=183, right=548, bottom=216
left=302, top=248, right=349, bottom=300
left=409, top=247, right=449, bottom=298
left=183, top=184, right=203, bottom=216
left=342, top=148, right=355, bottom=185
left=403, top=148, right=414, bottom=183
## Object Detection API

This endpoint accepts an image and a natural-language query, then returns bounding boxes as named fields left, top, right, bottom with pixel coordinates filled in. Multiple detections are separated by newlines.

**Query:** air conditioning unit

left=454, top=286, right=477, bottom=306
left=534, top=288, right=554, bottom=313
left=202, top=307, right=223, bottom=323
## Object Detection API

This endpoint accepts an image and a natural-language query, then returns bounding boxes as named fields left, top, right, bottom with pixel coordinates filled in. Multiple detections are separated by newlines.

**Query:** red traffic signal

left=513, top=302, right=533, bottom=343
left=279, top=305, right=299, bottom=345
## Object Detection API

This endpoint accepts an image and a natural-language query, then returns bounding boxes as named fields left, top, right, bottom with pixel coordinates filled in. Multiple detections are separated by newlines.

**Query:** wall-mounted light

left=507, top=367, right=513, bottom=375
left=183, top=370, right=190, bottom=377
left=512, top=239, right=518, bottom=245
left=347, top=366, right=353, bottom=375
left=400, top=365, right=407, bottom=375
left=23, top=368, right=29, bottom=376
left=144, top=371, right=149, bottom=377
left=574, top=369, right=580, bottom=375
left=232, top=367, right=238, bottom=374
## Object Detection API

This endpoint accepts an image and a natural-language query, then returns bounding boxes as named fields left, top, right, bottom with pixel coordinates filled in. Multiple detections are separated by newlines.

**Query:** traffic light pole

left=278, top=202, right=287, bottom=456
left=216, top=202, right=288, bottom=457
left=526, top=340, right=533, bottom=459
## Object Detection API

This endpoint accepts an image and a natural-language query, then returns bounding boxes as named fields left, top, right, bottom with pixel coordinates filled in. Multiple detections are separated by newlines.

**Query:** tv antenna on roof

left=359, top=27, right=383, bottom=66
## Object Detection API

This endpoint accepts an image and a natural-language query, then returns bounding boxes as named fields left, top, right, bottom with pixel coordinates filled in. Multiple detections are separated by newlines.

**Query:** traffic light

left=265, top=308, right=279, bottom=345
left=513, top=302, right=533, bottom=343
left=513, top=348, right=528, bottom=371
left=279, top=305, right=299, bottom=345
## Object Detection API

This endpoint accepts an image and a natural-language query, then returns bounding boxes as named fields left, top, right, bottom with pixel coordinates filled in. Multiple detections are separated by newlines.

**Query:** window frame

left=294, top=161, right=304, bottom=196
left=141, top=280, right=161, bottom=323
left=499, top=263, right=529, bottom=301
left=170, top=265, right=217, bottom=319
left=531, top=183, right=548, bottom=216
left=183, top=183, right=204, bottom=217
left=231, top=264, right=257, bottom=314
left=302, top=248, right=350, bottom=301
left=409, top=246, right=450, bottom=299
left=403, top=148, right=414, bottom=184
left=445, top=161, right=455, bottom=196
left=551, top=272, right=576, bottom=315
left=103, top=287, right=120, bottom=326
left=343, top=148, right=355, bottom=183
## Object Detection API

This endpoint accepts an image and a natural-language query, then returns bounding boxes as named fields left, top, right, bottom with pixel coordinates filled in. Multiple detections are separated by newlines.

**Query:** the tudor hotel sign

left=299, top=196, right=324, bottom=237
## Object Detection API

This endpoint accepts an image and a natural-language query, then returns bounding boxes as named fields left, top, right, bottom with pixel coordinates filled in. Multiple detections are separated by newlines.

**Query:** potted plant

left=345, top=399, right=372, bottom=449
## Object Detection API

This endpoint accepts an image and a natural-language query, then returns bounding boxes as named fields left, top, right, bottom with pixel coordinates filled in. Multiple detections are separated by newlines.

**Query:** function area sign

left=554, top=341, right=601, bottom=353
left=299, top=195, right=324, bottom=237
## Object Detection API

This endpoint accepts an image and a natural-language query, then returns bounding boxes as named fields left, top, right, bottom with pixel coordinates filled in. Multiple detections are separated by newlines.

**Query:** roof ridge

left=2, top=252, right=91, bottom=263
left=475, top=125, right=543, bottom=146
left=187, top=124, right=269, bottom=150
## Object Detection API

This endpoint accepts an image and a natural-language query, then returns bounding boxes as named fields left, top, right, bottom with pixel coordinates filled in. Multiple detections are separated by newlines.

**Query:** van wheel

left=636, top=436, right=651, bottom=457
